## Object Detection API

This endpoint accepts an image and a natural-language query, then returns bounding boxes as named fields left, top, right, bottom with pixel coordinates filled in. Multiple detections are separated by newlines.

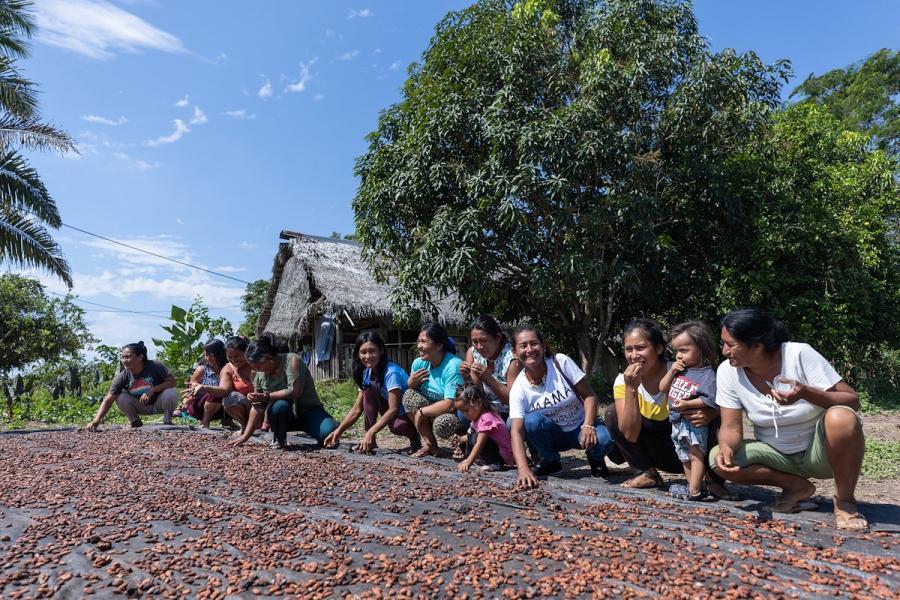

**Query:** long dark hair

left=421, top=322, right=457, bottom=355
left=669, top=321, right=717, bottom=368
left=470, top=314, right=507, bottom=344
left=203, top=339, right=227, bottom=372
left=623, top=319, right=668, bottom=358
left=511, top=323, right=552, bottom=355
left=225, top=335, right=249, bottom=352
left=352, top=331, right=389, bottom=388
left=721, top=308, right=790, bottom=353
left=245, top=333, right=290, bottom=363
left=122, top=341, right=148, bottom=368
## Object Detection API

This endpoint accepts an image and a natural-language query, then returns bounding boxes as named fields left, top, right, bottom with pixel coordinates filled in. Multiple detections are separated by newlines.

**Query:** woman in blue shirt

left=403, top=322, right=464, bottom=457
left=324, top=331, right=420, bottom=453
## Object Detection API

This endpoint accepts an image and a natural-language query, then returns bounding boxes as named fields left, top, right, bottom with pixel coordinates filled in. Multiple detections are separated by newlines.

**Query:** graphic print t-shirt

left=508, top=354, right=585, bottom=432
left=667, top=366, right=717, bottom=423
left=108, top=360, right=173, bottom=404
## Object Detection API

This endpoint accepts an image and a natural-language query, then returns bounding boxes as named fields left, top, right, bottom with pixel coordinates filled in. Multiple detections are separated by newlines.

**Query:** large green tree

left=237, top=279, right=270, bottom=337
left=0, top=273, right=95, bottom=375
left=790, top=49, right=899, bottom=156
left=711, top=103, right=899, bottom=376
left=354, top=0, right=788, bottom=370
left=0, top=0, right=75, bottom=286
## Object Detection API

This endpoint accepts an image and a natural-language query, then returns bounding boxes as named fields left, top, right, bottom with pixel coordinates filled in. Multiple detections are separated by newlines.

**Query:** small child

left=659, top=321, right=718, bottom=501
left=454, top=384, right=515, bottom=473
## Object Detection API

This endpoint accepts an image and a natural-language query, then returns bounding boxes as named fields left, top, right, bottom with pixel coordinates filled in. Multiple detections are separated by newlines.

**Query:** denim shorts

left=671, top=419, right=709, bottom=462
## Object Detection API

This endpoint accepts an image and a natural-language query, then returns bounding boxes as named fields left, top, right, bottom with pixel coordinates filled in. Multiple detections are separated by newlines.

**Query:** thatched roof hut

left=257, top=231, right=469, bottom=380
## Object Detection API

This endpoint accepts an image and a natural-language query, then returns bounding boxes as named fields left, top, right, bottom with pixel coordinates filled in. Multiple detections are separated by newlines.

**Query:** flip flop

left=768, top=499, right=818, bottom=514
left=833, top=496, right=869, bottom=531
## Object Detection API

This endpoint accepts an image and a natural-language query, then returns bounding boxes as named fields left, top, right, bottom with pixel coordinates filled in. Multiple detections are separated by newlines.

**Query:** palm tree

left=0, top=0, right=75, bottom=286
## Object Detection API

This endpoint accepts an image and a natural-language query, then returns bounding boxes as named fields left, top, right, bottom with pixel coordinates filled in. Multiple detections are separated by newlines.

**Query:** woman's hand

left=684, top=405, right=717, bottom=427
left=323, top=430, right=341, bottom=448
left=229, top=434, right=250, bottom=447
left=459, top=362, right=472, bottom=378
left=714, top=445, right=741, bottom=474
left=623, top=362, right=644, bottom=388
left=458, top=459, right=473, bottom=473
left=579, top=425, right=597, bottom=449
left=139, top=392, right=152, bottom=405
left=410, top=369, right=430, bottom=389
left=516, top=468, right=539, bottom=489
left=470, top=362, right=488, bottom=379
left=84, top=419, right=101, bottom=432
left=771, top=381, right=805, bottom=406
left=247, top=392, right=266, bottom=403
left=357, top=431, right=377, bottom=454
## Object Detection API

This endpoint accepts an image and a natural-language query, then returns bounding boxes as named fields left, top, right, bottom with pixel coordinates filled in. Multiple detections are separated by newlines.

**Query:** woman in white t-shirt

left=508, top=324, right=613, bottom=489
left=710, top=308, right=867, bottom=530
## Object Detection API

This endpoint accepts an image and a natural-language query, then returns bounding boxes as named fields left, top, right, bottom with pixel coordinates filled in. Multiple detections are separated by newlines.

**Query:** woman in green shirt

left=230, top=333, right=338, bottom=449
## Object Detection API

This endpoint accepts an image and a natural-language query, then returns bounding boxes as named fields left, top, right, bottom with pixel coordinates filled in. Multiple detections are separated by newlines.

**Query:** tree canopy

left=790, top=48, right=899, bottom=156
left=0, top=274, right=95, bottom=375
left=354, top=0, right=789, bottom=370
left=0, top=0, right=75, bottom=286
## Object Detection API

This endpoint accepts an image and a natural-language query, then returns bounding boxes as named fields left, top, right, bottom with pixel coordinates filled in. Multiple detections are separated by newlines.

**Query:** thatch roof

left=258, top=231, right=469, bottom=339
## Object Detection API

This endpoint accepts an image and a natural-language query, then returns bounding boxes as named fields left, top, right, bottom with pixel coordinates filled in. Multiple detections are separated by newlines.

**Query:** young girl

left=659, top=321, right=719, bottom=500
left=454, top=384, right=515, bottom=473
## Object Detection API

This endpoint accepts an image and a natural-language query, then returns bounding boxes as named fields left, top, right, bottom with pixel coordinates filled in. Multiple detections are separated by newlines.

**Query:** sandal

left=768, top=499, right=818, bottom=514
left=621, top=471, right=663, bottom=489
left=833, top=496, right=868, bottom=531
left=705, top=480, right=739, bottom=501
left=410, top=445, right=436, bottom=458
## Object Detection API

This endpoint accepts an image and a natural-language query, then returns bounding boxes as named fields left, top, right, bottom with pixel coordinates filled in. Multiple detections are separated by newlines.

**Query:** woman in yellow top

left=605, top=319, right=719, bottom=489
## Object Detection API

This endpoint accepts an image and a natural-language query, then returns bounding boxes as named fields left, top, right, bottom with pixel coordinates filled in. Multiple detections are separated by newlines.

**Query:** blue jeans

left=269, top=400, right=338, bottom=446
left=523, top=411, right=613, bottom=463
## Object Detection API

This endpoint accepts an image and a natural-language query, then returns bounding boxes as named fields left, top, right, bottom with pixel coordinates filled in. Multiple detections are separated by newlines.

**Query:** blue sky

left=12, top=0, right=899, bottom=351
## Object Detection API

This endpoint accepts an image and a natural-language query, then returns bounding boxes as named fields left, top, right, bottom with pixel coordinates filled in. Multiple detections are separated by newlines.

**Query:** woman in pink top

left=454, top=384, right=515, bottom=472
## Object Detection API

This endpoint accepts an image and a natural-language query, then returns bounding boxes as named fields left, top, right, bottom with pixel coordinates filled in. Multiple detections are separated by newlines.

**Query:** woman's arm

left=230, top=403, right=265, bottom=446
left=266, top=355, right=305, bottom=402
left=85, top=392, right=118, bottom=431
left=324, top=390, right=365, bottom=447
left=575, top=379, right=600, bottom=448
left=713, top=407, right=744, bottom=473
left=200, top=364, right=234, bottom=398
left=460, top=347, right=474, bottom=381
left=616, top=364, right=645, bottom=443
left=510, top=418, right=538, bottom=488
left=145, top=372, right=176, bottom=405
left=458, top=431, right=489, bottom=472
left=776, top=381, right=859, bottom=411
left=477, top=357, right=520, bottom=406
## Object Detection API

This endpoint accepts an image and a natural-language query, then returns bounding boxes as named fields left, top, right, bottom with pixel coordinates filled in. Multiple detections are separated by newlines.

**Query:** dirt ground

left=0, top=425, right=897, bottom=599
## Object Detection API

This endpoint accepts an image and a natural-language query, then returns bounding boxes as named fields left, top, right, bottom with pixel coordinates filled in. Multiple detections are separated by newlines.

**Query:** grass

left=862, top=439, right=900, bottom=481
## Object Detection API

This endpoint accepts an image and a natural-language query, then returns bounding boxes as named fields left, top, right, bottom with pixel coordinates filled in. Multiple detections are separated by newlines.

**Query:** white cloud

left=389, top=60, right=401, bottom=71
left=336, top=49, right=359, bottom=61
left=222, top=109, right=255, bottom=120
left=216, top=52, right=227, bottom=61
left=189, top=106, right=207, bottom=125
left=176, top=217, right=183, bottom=225
left=142, top=119, right=189, bottom=146
left=373, top=48, right=381, bottom=55
left=213, top=265, right=246, bottom=273
left=174, top=95, right=189, bottom=107
left=113, top=151, right=160, bottom=170
left=258, top=79, right=273, bottom=98
left=34, top=0, right=185, bottom=60
left=285, top=57, right=318, bottom=93
left=313, top=93, right=324, bottom=101
left=238, top=241, right=258, bottom=250
left=348, top=8, right=374, bottom=19
left=82, top=114, right=128, bottom=126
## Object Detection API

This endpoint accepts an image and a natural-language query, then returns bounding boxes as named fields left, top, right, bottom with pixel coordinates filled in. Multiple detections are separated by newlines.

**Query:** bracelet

left=581, top=425, right=595, bottom=430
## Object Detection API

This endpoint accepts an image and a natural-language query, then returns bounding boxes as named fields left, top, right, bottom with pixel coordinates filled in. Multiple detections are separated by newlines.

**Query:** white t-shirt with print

left=716, top=342, right=842, bottom=454
left=509, top=354, right=586, bottom=432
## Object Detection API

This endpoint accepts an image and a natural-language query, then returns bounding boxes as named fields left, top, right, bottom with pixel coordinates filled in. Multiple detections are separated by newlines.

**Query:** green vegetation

left=152, top=297, right=233, bottom=381
left=237, top=279, right=270, bottom=338
left=318, top=380, right=361, bottom=436
left=862, top=439, right=900, bottom=481
left=0, top=0, right=76, bottom=285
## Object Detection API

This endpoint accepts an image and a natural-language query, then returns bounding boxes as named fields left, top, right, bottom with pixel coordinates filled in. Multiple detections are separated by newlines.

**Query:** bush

left=862, top=440, right=900, bottom=480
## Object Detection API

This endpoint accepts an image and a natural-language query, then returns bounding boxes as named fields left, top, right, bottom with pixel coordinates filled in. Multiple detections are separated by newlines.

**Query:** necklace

left=525, top=368, right=546, bottom=391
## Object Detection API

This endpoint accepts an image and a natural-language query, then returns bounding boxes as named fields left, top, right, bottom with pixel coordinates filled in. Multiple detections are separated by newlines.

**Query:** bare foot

left=769, top=479, right=816, bottom=513
left=621, top=471, right=663, bottom=489
left=833, top=496, right=868, bottom=531
left=706, top=480, right=739, bottom=501
left=411, top=445, right=436, bottom=458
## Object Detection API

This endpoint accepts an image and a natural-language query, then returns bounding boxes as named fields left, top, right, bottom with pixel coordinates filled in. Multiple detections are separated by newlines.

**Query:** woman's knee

left=523, top=411, right=549, bottom=433
left=824, top=406, right=862, bottom=439
left=269, top=399, right=292, bottom=419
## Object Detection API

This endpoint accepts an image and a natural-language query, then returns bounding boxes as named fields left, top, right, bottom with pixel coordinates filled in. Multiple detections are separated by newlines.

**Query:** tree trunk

left=574, top=330, right=594, bottom=374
